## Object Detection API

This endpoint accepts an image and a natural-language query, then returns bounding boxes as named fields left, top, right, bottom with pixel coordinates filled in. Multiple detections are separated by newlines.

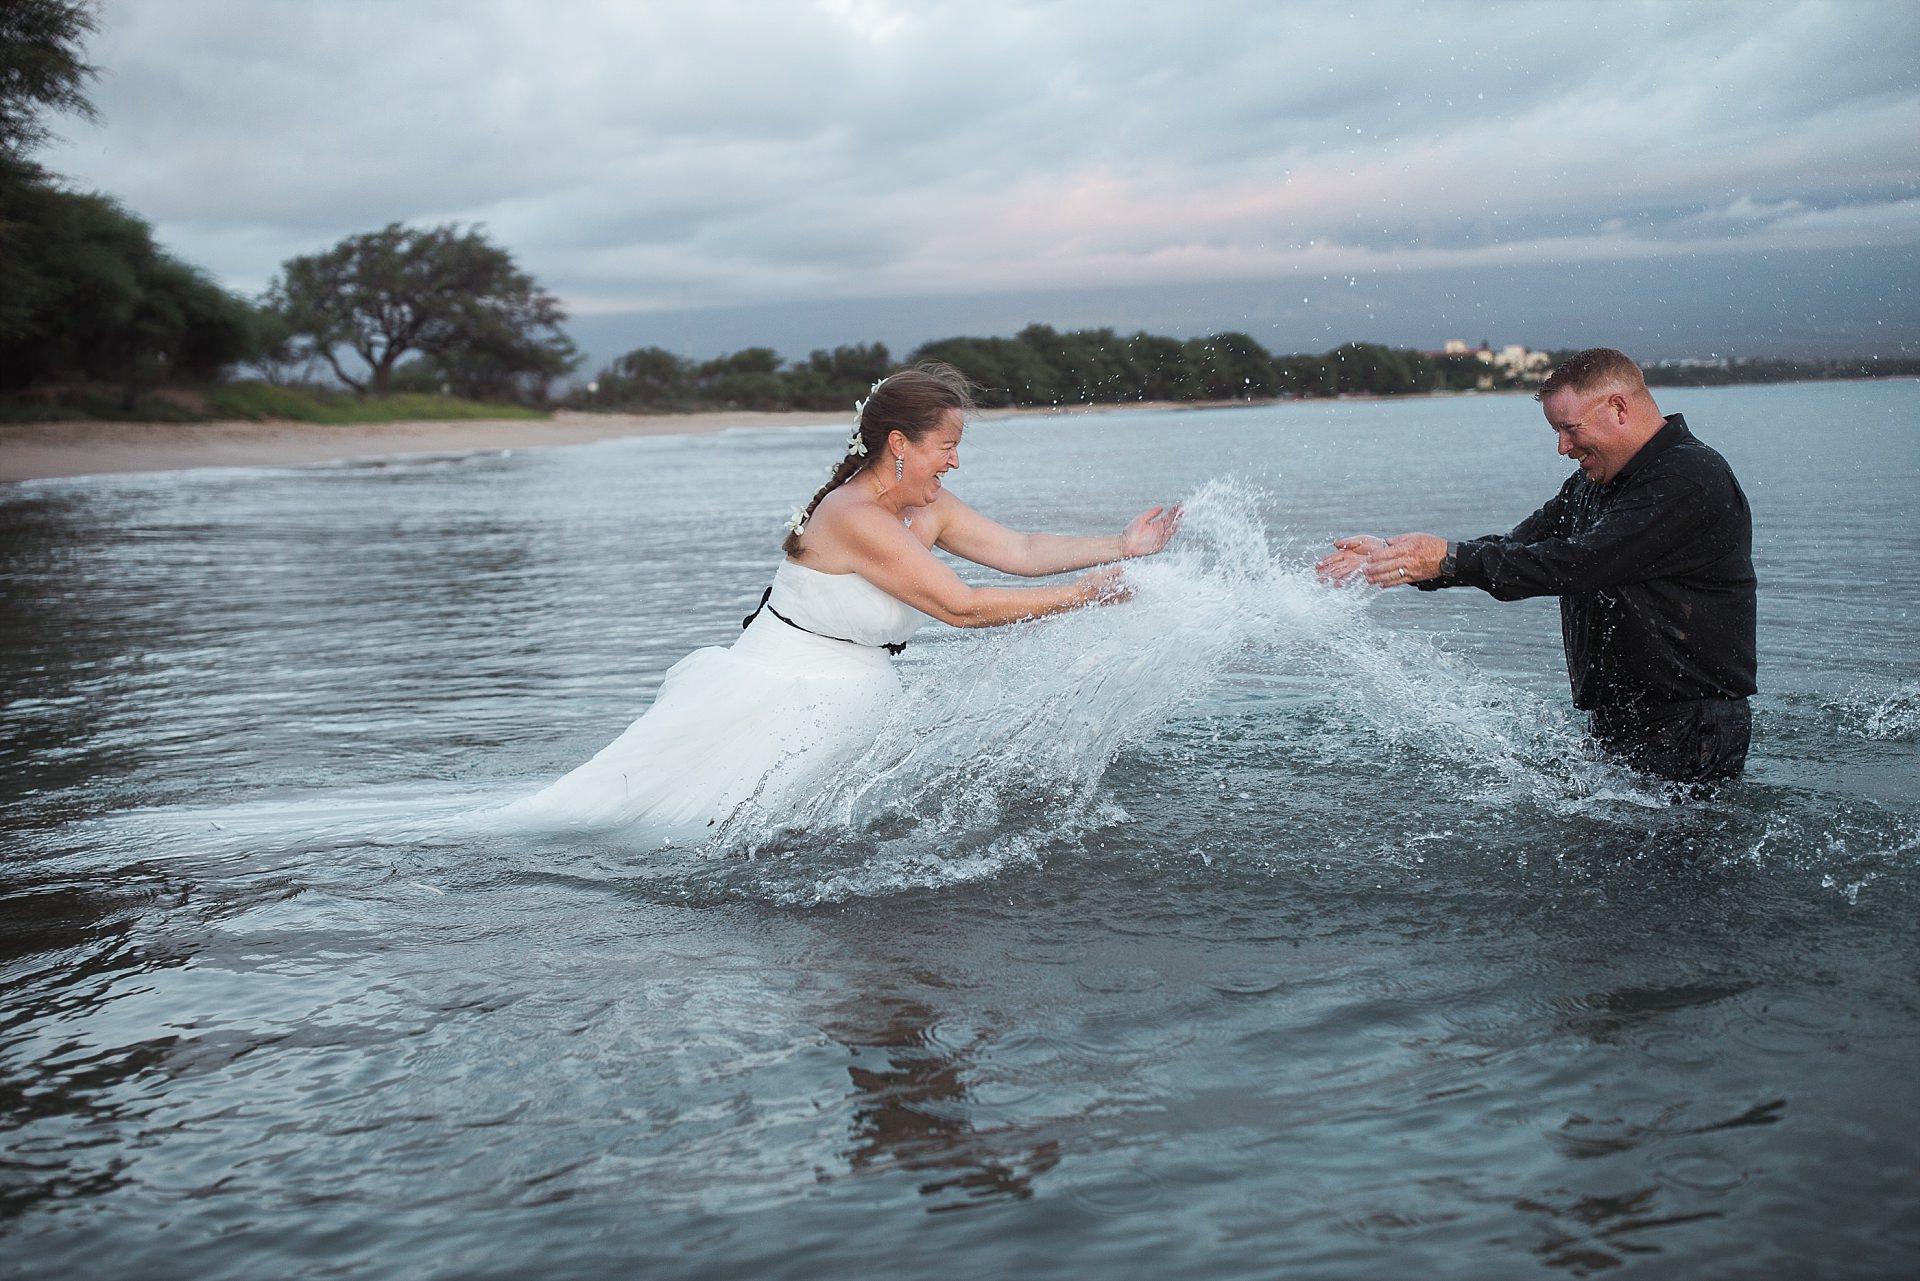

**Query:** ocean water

left=2, top=381, right=1915, bottom=1278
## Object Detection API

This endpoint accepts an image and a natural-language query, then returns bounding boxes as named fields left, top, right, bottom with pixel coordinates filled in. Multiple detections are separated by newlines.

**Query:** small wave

left=1821, top=681, right=1920, bottom=742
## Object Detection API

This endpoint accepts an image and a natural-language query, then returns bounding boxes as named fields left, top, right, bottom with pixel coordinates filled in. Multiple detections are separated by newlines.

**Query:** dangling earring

left=895, top=455, right=904, bottom=481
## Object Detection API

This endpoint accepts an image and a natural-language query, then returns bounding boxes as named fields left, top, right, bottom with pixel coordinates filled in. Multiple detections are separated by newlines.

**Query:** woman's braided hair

left=782, top=361, right=976, bottom=556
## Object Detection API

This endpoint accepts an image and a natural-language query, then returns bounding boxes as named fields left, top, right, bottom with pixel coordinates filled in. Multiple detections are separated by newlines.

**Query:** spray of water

left=708, top=478, right=1666, bottom=902
left=62, top=479, right=1905, bottom=906
left=1823, top=680, right=1920, bottom=742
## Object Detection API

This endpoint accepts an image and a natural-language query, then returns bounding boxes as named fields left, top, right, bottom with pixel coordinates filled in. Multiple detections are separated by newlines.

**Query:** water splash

left=12, top=476, right=1909, bottom=910
left=710, top=478, right=1663, bottom=903
left=1823, top=681, right=1920, bottom=742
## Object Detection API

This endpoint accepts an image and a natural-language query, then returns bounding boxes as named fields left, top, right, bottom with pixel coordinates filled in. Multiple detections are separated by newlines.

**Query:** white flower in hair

left=847, top=375, right=888, bottom=456
left=785, top=506, right=808, bottom=536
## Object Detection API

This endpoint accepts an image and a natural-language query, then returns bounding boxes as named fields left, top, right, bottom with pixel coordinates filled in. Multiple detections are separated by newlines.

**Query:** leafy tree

left=265, top=222, right=576, bottom=397
left=0, top=0, right=98, bottom=170
left=0, top=3, right=271, bottom=409
left=784, top=341, right=891, bottom=411
left=1326, top=342, right=1434, bottom=396
left=0, top=184, right=254, bottom=400
left=585, top=345, right=694, bottom=408
left=1118, top=332, right=1189, bottom=401
left=239, top=304, right=319, bottom=387
left=908, top=335, right=1054, bottom=406
left=1191, top=331, right=1279, bottom=399
left=693, top=346, right=784, bottom=410
left=1435, top=352, right=1488, bottom=392
left=1274, top=353, right=1337, bottom=398
left=1, top=0, right=100, bottom=349
left=1018, top=324, right=1134, bottom=403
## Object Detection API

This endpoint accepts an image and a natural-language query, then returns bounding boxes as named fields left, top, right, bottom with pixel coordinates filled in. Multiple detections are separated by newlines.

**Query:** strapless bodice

left=765, top=560, right=926, bottom=648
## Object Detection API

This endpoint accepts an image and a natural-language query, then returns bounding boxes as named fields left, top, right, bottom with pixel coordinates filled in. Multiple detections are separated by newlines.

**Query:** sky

left=39, top=0, right=1920, bottom=372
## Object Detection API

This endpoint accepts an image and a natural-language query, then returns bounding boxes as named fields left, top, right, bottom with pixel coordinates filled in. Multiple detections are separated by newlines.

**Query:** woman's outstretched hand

left=1080, top=563, right=1133, bottom=605
left=1120, top=504, right=1183, bottom=558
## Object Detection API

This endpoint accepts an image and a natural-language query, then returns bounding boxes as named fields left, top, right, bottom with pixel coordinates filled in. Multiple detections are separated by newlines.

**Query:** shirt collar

left=1607, top=413, right=1689, bottom=488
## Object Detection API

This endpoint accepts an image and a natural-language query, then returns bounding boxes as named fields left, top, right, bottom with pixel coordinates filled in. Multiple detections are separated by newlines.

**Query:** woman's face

left=894, top=410, right=963, bottom=507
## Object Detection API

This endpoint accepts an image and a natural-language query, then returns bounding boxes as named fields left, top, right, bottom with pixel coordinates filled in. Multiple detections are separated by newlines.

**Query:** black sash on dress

left=743, top=586, right=908, bottom=655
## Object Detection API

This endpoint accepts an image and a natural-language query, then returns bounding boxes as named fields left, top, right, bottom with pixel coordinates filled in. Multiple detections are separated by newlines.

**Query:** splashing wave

left=711, top=478, right=1665, bottom=903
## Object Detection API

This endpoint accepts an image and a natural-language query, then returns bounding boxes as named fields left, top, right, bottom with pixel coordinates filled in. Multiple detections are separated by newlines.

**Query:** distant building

left=1429, top=339, right=1552, bottom=387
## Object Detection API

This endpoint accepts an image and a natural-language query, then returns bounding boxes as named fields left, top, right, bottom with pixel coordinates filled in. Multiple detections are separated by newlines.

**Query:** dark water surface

left=3, top=382, right=1916, bottom=1278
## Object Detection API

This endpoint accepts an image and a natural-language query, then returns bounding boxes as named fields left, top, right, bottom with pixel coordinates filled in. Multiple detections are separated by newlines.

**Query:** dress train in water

left=505, top=561, right=926, bottom=843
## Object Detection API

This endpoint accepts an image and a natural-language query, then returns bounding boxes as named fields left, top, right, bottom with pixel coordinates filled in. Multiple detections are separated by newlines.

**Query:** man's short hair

left=1537, top=348, right=1647, bottom=402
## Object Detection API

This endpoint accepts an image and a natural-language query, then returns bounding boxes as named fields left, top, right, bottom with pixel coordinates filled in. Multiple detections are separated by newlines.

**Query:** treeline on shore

left=1635, top=356, right=1920, bottom=387
left=570, top=334, right=1920, bottom=415
left=575, top=331, right=1526, bottom=414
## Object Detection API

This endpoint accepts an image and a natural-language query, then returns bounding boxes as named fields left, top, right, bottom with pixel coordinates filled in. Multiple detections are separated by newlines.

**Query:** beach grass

left=208, top=382, right=547, bottom=423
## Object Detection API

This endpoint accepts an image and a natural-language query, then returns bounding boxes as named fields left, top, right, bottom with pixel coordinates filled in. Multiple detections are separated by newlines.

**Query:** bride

left=509, top=362, right=1181, bottom=842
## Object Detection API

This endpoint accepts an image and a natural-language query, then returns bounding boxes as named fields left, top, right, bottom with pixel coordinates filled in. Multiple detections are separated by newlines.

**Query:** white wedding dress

left=506, top=560, right=926, bottom=843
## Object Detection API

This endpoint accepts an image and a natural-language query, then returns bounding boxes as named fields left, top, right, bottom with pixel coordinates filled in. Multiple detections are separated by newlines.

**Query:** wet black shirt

left=1420, top=414, right=1757, bottom=710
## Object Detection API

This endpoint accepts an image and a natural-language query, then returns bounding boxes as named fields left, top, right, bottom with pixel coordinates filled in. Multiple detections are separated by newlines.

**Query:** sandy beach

left=0, top=401, right=1254, bottom=484
left=0, top=409, right=855, bottom=485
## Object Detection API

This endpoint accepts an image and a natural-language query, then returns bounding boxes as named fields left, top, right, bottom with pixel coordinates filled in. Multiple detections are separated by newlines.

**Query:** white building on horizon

left=1437, top=339, right=1552, bottom=384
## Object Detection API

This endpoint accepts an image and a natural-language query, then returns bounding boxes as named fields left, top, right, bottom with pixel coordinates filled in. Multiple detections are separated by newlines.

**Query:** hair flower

left=845, top=375, right=889, bottom=456
left=785, top=506, right=807, bottom=536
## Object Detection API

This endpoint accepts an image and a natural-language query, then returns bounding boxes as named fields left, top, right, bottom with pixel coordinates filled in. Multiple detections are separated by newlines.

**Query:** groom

left=1316, top=347, right=1757, bottom=784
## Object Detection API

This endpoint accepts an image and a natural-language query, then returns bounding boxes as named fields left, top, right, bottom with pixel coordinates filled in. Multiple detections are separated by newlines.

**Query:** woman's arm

left=839, top=502, right=1125, bottom=628
left=930, top=493, right=1181, bottom=576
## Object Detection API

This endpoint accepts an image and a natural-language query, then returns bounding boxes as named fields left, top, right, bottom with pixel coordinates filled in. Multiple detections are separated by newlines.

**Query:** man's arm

left=1433, top=472, right=1711, bottom=601
left=1334, top=485, right=1574, bottom=589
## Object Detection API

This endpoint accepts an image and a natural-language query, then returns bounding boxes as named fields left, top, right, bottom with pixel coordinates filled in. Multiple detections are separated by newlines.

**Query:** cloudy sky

left=42, top=0, right=1920, bottom=370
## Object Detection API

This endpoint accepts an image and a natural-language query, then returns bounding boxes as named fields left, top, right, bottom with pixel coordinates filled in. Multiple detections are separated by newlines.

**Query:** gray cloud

left=39, top=0, right=1920, bottom=359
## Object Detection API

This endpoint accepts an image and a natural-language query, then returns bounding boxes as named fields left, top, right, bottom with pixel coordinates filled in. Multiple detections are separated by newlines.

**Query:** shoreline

left=0, top=399, right=1267, bottom=485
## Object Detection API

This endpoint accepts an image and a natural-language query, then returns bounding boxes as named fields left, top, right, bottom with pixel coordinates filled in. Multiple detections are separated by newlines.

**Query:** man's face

left=1542, top=386, right=1640, bottom=485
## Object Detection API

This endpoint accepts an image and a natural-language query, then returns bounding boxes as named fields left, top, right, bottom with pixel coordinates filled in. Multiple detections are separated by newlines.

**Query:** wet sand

left=0, top=401, right=1262, bottom=484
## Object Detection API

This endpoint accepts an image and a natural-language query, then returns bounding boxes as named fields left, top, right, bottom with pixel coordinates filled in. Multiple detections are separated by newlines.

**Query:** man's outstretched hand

left=1315, top=533, right=1448, bottom=586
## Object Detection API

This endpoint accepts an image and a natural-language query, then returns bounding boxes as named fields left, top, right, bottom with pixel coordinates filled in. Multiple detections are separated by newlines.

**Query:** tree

left=1118, top=332, right=1188, bottom=401
left=0, top=3, right=266, bottom=405
left=1274, top=353, right=1337, bottom=398
left=1019, top=324, right=1132, bottom=403
left=784, top=341, right=891, bottom=411
left=588, top=345, right=694, bottom=408
left=1192, top=331, right=1279, bottom=399
left=1326, top=342, right=1432, bottom=396
left=0, top=184, right=255, bottom=399
left=265, top=222, right=576, bottom=397
left=239, top=304, right=318, bottom=387
left=1, top=0, right=99, bottom=342
left=908, top=335, right=1053, bottom=406
left=1435, top=352, right=1487, bottom=392
left=693, top=346, right=784, bottom=410
left=0, top=0, right=98, bottom=170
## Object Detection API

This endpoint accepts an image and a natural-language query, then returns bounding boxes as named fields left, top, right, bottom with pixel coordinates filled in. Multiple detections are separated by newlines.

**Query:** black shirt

left=1421, top=414, right=1757, bottom=710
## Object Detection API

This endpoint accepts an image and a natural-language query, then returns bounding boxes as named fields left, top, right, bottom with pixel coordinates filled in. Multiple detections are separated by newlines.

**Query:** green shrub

left=205, top=381, right=546, bottom=423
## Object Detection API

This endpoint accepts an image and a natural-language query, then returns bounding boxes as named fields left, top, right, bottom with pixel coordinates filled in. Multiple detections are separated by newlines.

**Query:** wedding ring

left=1398, top=568, right=1407, bottom=579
